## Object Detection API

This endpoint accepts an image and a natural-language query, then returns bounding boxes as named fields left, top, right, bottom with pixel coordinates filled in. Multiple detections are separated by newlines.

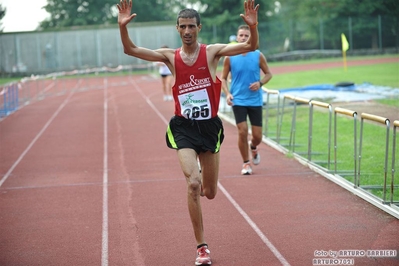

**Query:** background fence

left=1, top=14, right=398, bottom=75
left=0, top=23, right=180, bottom=75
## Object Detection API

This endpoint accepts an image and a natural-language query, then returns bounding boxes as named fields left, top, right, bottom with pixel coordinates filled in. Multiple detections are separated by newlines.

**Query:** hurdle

left=262, top=88, right=280, bottom=140
left=358, top=113, right=390, bottom=203
left=308, top=100, right=332, bottom=168
left=278, top=94, right=310, bottom=152
left=0, top=83, right=19, bottom=118
left=391, top=120, right=399, bottom=205
left=333, top=107, right=358, bottom=186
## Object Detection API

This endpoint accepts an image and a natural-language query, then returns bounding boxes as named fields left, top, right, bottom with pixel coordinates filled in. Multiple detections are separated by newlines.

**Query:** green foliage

left=0, top=4, right=5, bottom=32
left=36, top=0, right=398, bottom=51
left=39, top=0, right=180, bottom=29
left=274, top=0, right=399, bottom=50
left=41, top=0, right=115, bottom=28
left=277, top=0, right=398, bottom=23
left=199, top=0, right=275, bottom=44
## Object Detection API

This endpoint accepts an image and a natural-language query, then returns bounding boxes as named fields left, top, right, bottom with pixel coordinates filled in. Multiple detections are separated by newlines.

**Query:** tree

left=275, top=0, right=399, bottom=50
left=195, top=0, right=274, bottom=44
left=0, top=4, right=6, bottom=32
left=39, top=0, right=179, bottom=30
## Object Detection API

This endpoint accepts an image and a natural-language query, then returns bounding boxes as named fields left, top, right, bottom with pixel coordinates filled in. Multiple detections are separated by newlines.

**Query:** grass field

left=267, top=60, right=399, bottom=108
left=267, top=62, right=399, bottom=90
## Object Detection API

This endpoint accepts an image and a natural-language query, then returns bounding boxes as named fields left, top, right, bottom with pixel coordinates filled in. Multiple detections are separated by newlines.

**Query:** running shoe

left=195, top=245, right=212, bottom=265
left=249, top=141, right=261, bottom=165
left=241, top=163, right=252, bottom=175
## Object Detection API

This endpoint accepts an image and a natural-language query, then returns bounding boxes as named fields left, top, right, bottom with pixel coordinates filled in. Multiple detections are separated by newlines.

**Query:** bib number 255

left=183, top=104, right=210, bottom=119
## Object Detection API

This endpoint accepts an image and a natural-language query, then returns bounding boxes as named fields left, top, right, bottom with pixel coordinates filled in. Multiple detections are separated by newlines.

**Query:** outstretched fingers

left=244, top=0, right=259, bottom=14
left=244, top=0, right=259, bottom=12
left=117, top=0, right=132, bottom=11
left=240, top=0, right=259, bottom=26
left=117, top=0, right=137, bottom=26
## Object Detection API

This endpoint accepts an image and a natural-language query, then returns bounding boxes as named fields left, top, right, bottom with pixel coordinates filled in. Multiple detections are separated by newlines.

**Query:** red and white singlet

left=172, top=44, right=222, bottom=120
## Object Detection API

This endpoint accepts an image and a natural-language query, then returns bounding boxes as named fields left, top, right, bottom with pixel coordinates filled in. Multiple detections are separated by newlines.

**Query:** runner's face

left=177, top=18, right=201, bottom=45
left=237, top=29, right=250, bottom=43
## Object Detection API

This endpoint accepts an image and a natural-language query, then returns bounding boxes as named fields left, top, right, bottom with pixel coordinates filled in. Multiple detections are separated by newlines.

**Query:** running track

left=0, top=59, right=398, bottom=265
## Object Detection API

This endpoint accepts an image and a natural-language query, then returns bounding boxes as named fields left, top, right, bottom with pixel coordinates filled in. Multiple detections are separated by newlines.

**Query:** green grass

left=376, top=98, right=399, bottom=108
left=267, top=62, right=399, bottom=89
left=0, top=77, right=20, bottom=86
left=268, top=54, right=397, bottom=67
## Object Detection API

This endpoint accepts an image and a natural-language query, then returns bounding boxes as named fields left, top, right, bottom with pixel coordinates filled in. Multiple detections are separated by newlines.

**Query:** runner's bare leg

left=178, top=149, right=219, bottom=245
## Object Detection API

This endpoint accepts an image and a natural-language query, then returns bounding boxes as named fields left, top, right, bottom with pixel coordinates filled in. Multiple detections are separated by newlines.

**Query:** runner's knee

left=188, top=179, right=201, bottom=196
left=203, top=187, right=217, bottom=200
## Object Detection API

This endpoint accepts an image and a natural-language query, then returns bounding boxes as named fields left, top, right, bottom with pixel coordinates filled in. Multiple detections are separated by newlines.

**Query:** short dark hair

left=177, top=9, right=201, bottom=26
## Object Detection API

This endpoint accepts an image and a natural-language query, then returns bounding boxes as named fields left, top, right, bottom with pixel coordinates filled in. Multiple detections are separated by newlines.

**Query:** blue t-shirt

left=229, top=50, right=262, bottom=106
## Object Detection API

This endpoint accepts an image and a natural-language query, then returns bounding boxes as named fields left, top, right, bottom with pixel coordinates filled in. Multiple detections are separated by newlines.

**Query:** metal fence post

left=308, top=100, right=332, bottom=167
left=359, top=113, right=390, bottom=203
left=334, top=107, right=358, bottom=187
left=391, top=120, right=399, bottom=205
left=262, top=88, right=279, bottom=140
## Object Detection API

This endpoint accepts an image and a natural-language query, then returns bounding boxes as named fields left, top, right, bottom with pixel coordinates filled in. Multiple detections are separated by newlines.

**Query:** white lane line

left=129, top=76, right=290, bottom=265
left=102, top=77, right=109, bottom=266
left=0, top=80, right=81, bottom=188
left=42, top=81, right=55, bottom=94
left=129, top=77, right=169, bottom=125
left=218, top=183, right=291, bottom=265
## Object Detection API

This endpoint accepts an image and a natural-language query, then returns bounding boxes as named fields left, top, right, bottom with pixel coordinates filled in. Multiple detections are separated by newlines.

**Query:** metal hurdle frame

left=308, top=100, right=332, bottom=168
left=391, top=120, right=399, bottom=205
left=262, top=88, right=280, bottom=140
left=278, top=94, right=310, bottom=151
left=358, top=113, right=390, bottom=203
left=0, top=83, right=19, bottom=118
left=333, top=107, right=358, bottom=187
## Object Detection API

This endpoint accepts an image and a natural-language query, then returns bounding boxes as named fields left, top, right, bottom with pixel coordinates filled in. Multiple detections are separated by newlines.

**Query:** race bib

left=178, top=89, right=211, bottom=120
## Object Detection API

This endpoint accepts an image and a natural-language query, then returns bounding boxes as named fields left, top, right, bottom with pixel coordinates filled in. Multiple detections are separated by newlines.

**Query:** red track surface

left=0, top=58, right=398, bottom=265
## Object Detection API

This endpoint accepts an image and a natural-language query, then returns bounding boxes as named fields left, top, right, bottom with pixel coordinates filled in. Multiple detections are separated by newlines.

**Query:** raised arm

left=240, top=0, right=259, bottom=50
left=117, top=0, right=170, bottom=62
left=211, top=0, right=259, bottom=58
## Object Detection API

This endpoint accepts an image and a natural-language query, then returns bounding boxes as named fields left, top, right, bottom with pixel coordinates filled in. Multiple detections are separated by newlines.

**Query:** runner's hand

left=226, top=94, right=234, bottom=106
left=117, top=0, right=137, bottom=27
left=240, top=0, right=259, bottom=26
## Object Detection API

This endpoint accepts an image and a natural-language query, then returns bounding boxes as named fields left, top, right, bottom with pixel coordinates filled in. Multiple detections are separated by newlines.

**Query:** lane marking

left=129, top=76, right=169, bottom=125
left=0, top=80, right=81, bottom=188
left=102, top=77, right=109, bottom=266
left=0, top=171, right=315, bottom=191
left=129, top=76, right=291, bottom=265
left=218, top=183, right=291, bottom=266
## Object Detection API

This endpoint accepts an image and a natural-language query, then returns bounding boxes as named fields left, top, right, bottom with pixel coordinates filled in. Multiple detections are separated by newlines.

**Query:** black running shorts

left=166, top=116, right=224, bottom=154
left=232, top=105, right=263, bottom=126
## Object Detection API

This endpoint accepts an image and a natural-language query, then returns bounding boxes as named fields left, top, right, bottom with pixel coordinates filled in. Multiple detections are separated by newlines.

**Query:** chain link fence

left=1, top=15, right=398, bottom=75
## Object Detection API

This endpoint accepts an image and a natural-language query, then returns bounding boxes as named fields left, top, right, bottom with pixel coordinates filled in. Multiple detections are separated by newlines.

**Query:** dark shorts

left=166, top=116, right=224, bottom=154
left=161, top=74, right=171, bottom=78
left=232, top=105, right=263, bottom=126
